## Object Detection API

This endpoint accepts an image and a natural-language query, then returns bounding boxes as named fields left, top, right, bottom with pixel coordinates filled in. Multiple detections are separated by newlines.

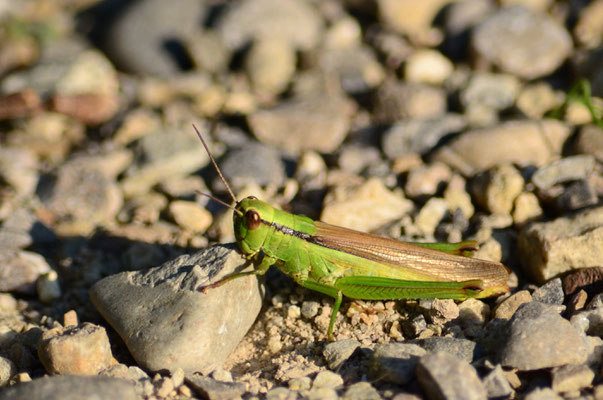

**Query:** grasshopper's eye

left=247, top=196, right=257, bottom=200
left=245, top=210, right=261, bottom=230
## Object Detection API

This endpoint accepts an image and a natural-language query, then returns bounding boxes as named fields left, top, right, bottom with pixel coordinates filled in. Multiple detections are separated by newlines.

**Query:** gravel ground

left=0, top=0, right=602, bottom=399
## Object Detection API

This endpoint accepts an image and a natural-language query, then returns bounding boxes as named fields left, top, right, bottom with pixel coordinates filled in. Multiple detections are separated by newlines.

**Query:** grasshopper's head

left=233, top=196, right=275, bottom=256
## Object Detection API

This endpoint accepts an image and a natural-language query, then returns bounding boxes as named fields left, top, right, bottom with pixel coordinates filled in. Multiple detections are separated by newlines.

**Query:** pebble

left=168, top=200, right=212, bottom=233
left=415, top=197, right=449, bottom=236
left=0, top=375, right=138, bottom=400
left=312, top=370, right=343, bottom=389
left=288, top=376, right=312, bottom=391
left=512, top=191, right=543, bottom=227
left=377, top=0, right=448, bottom=41
left=416, top=352, right=487, bottom=400
left=38, top=158, right=123, bottom=236
left=516, top=82, right=561, bottom=119
left=573, top=0, right=603, bottom=48
left=343, top=382, right=382, bottom=400
left=458, top=298, right=490, bottom=326
left=266, top=386, right=297, bottom=400
left=412, top=337, right=477, bottom=363
left=89, top=244, right=262, bottom=375
left=319, top=46, right=385, bottom=94
left=500, top=302, right=588, bottom=370
left=523, top=387, right=563, bottom=400
left=369, top=343, right=426, bottom=385
left=186, top=374, right=247, bottom=400
left=570, top=308, right=603, bottom=337
left=382, top=115, right=466, bottom=160
left=217, top=0, right=322, bottom=51
left=531, top=155, right=596, bottom=191
left=470, top=163, right=524, bottom=215
left=432, top=120, right=571, bottom=176
left=472, top=6, right=572, bottom=79
left=573, top=125, right=603, bottom=162
left=0, top=147, right=38, bottom=198
left=323, top=339, right=360, bottom=370
left=460, top=72, right=521, bottom=112
left=217, top=142, right=286, bottom=191
left=248, top=95, right=352, bottom=154
left=0, top=355, right=16, bottom=386
left=404, top=163, right=452, bottom=199
left=321, top=178, right=413, bottom=232
left=561, top=267, right=603, bottom=297
left=36, top=270, right=62, bottom=304
left=405, top=49, right=453, bottom=85
left=443, top=174, right=474, bottom=219
left=38, top=323, right=113, bottom=375
left=374, top=81, right=447, bottom=123
left=103, top=0, right=208, bottom=76
left=551, top=364, right=595, bottom=393
left=518, top=205, right=603, bottom=283
left=483, top=365, right=513, bottom=399
left=0, top=250, right=52, bottom=294
left=121, top=128, right=209, bottom=197
left=246, top=38, right=296, bottom=97
left=493, top=290, right=532, bottom=320
left=531, top=278, right=565, bottom=305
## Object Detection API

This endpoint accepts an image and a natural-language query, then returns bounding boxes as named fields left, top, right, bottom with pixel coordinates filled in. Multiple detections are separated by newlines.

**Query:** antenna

left=196, top=191, right=242, bottom=216
left=193, top=124, right=237, bottom=204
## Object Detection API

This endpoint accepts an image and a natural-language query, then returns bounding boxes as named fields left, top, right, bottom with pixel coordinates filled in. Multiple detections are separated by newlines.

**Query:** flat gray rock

left=0, top=376, right=137, bottom=400
left=500, top=302, right=588, bottom=370
left=90, top=244, right=263, bottom=375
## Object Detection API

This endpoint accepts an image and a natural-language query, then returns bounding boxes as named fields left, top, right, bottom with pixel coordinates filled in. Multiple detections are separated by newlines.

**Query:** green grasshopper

left=194, top=126, right=510, bottom=341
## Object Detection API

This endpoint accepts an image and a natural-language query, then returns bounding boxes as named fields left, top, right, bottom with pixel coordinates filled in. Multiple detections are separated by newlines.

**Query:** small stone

left=531, top=155, right=596, bottom=191
left=405, top=163, right=452, bottom=199
left=0, top=376, right=137, bottom=400
left=405, top=49, right=453, bottom=85
left=382, top=114, right=467, bottom=159
left=0, top=147, right=38, bottom=198
left=561, top=267, right=603, bottom=296
left=483, top=365, right=513, bottom=399
left=266, top=386, right=297, bottom=400
left=570, top=308, right=603, bottom=337
left=415, top=198, right=449, bottom=236
left=217, top=0, right=323, bottom=51
left=186, top=374, right=246, bottom=400
left=460, top=72, right=521, bottom=111
left=323, top=339, right=360, bottom=370
left=458, top=298, right=490, bottom=326
left=516, top=82, right=562, bottom=119
left=532, top=278, right=565, bottom=305
left=217, top=141, right=286, bottom=192
left=246, top=38, right=296, bottom=97
left=518, top=206, right=603, bottom=283
left=153, top=377, right=174, bottom=398
left=343, top=382, right=382, bottom=400
left=38, top=323, right=113, bottom=375
left=301, top=301, right=320, bottom=319
left=432, top=120, right=570, bottom=176
left=573, top=125, right=603, bottom=162
left=512, top=192, right=543, bottom=227
left=500, top=302, right=588, bottom=370
left=444, top=174, right=474, bottom=219
left=312, top=370, right=343, bottom=389
left=370, top=343, right=426, bottom=384
left=416, top=352, right=487, bottom=400
left=0, top=250, right=52, bottom=294
left=321, top=178, right=413, bottom=232
left=319, top=46, right=385, bottom=94
left=413, top=337, right=477, bottom=363
left=168, top=200, right=212, bottom=233
left=374, top=81, right=447, bottom=123
left=551, top=364, right=595, bottom=393
left=472, top=6, right=572, bottom=79
left=0, top=293, right=18, bottom=311
left=471, top=164, right=524, bottom=215
left=377, top=0, right=449, bottom=40
left=493, top=291, right=532, bottom=320
left=36, top=270, right=62, bottom=304
left=554, top=179, right=599, bottom=212
left=288, top=376, right=312, bottom=391
left=0, top=356, right=17, bottom=386
left=524, top=387, right=563, bottom=400
left=567, top=290, right=589, bottom=314
left=171, top=368, right=185, bottom=388
left=248, top=95, right=352, bottom=154
left=307, top=387, right=338, bottom=400
left=427, top=299, right=459, bottom=325
left=211, top=368, right=233, bottom=383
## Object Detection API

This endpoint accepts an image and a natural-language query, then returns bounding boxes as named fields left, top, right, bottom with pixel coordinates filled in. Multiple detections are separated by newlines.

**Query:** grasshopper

left=194, top=126, right=510, bottom=341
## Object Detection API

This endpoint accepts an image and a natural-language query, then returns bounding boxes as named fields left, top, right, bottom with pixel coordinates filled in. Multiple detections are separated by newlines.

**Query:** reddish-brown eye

left=247, top=195, right=257, bottom=200
left=245, top=210, right=261, bottom=230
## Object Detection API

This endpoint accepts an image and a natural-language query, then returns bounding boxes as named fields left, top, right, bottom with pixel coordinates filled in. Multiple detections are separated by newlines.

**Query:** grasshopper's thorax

left=233, top=196, right=275, bottom=256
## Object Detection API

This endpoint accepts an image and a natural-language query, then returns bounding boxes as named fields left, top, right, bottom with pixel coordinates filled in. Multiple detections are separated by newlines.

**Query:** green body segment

left=229, top=197, right=509, bottom=340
